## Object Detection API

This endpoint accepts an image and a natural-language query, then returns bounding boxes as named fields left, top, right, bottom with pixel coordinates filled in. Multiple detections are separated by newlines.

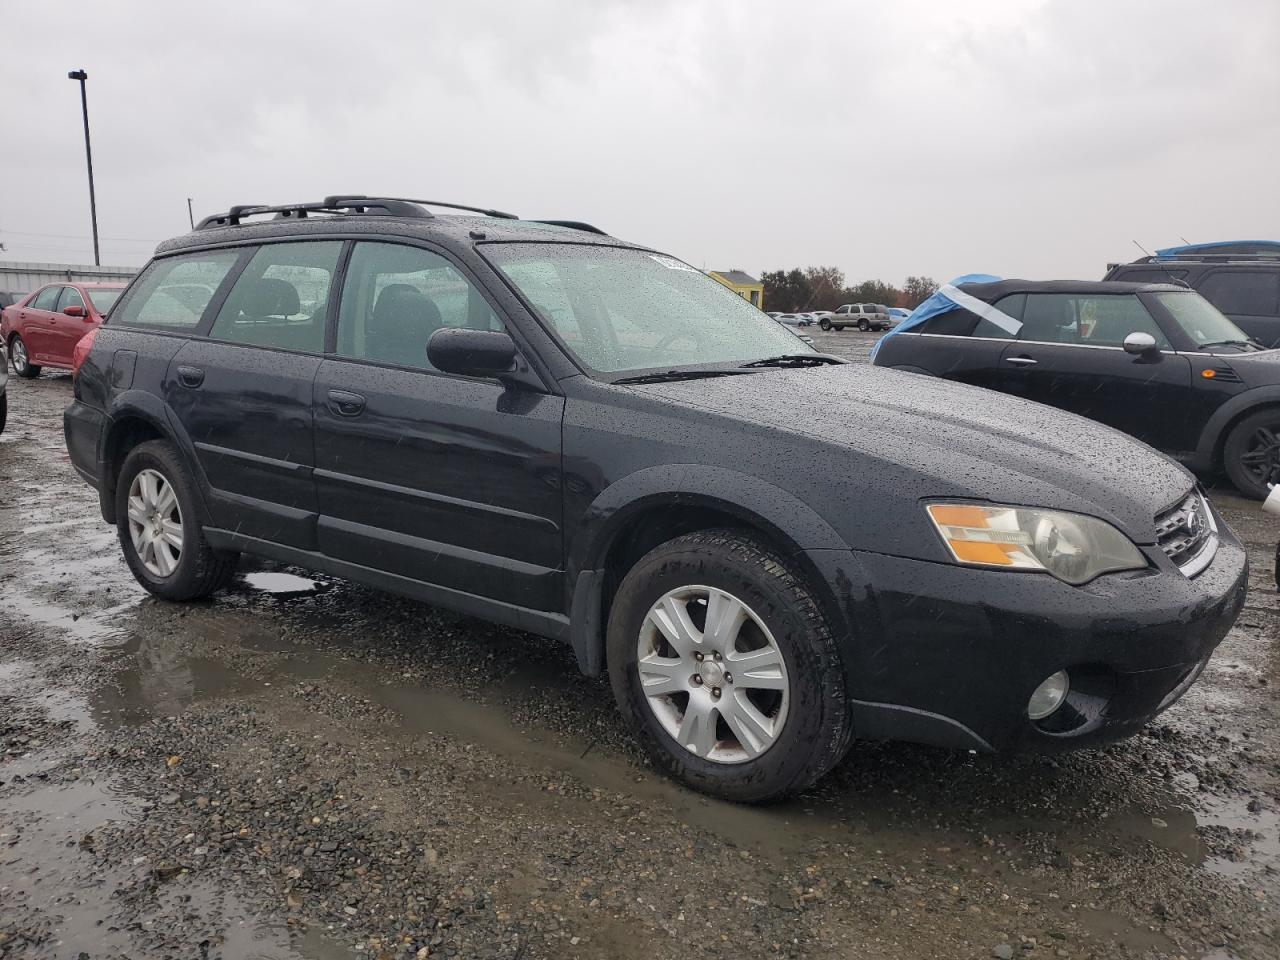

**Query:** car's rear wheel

left=9, top=335, right=40, bottom=378
left=858, top=318, right=870, bottom=332
left=116, top=440, right=238, bottom=600
left=607, top=529, right=852, bottom=803
left=819, top=319, right=831, bottom=331
left=1224, top=408, right=1280, bottom=499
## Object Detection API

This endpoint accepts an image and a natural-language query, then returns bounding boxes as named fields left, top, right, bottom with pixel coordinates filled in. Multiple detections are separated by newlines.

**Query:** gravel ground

left=1, top=334, right=1277, bottom=960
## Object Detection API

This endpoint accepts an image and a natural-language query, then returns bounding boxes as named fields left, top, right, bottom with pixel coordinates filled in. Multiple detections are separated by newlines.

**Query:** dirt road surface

left=2, top=334, right=1277, bottom=959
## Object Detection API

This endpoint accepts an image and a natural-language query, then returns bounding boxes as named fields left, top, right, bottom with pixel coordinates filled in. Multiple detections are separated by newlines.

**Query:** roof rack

left=531, top=219, right=608, bottom=235
left=1134, top=253, right=1280, bottom=263
left=194, top=195, right=606, bottom=235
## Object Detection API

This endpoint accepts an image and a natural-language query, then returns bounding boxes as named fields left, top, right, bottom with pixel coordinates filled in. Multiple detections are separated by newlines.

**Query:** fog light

left=1027, top=670, right=1070, bottom=720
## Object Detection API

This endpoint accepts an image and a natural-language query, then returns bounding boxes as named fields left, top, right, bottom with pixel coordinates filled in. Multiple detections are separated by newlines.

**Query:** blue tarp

left=870, top=273, right=1002, bottom=361
left=1154, top=240, right=1280, bottom=257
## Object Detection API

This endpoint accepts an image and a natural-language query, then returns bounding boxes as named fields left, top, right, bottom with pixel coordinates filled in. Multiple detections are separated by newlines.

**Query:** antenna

left=1132, top=240, right=1153, bottom=257
left=1132, top=240, right=1189, bottom=289
left=1179, top=236, right=1192, bottom=245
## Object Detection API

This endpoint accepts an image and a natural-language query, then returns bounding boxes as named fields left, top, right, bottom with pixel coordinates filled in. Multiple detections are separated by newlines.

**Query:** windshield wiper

left=1200, top=339, right=1263, bottom=351
left=739, top=353, right=844, bottom=368
left=613, top=369, right=756, bottom=385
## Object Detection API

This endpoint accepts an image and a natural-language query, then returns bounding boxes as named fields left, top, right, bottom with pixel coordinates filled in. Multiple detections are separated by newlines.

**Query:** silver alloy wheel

left=10, top=338, right=27, bottom=372
left=127, top=468, right=184, bottom=577
left=636, top=585, right=790, bottom=764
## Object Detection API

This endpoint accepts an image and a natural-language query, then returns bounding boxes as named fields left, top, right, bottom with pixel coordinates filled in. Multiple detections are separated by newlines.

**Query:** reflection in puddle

left=243, top=571, right=328, bottom=598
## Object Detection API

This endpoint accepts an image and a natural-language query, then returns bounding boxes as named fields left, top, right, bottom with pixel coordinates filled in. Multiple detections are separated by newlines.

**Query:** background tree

left=760, top=268, right=813, bottom=312
left=842, top=279, right=901, bottom=306
left=802, top=266, right=845, bottom=311
left=902, top=276, right=940, bottom=308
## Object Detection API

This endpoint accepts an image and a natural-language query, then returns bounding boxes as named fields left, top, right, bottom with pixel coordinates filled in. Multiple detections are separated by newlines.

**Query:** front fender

left=565, top=464, right=855, bottom=677
left=1193, top=385, right=1280, bottom=472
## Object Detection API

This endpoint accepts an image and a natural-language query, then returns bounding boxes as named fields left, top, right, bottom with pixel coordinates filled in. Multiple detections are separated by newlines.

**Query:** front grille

left=1155, top=491, right=1217, bottom=576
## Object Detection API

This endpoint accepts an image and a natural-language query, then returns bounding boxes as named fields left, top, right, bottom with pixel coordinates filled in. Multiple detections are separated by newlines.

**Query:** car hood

left=638, top=365, right=1194, bottom=543
left=1212, top=348, right=1280, bottom=387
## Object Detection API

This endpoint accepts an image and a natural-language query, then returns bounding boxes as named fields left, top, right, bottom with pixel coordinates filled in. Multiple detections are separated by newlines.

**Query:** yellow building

left=708, top=269, right=765, bottom=310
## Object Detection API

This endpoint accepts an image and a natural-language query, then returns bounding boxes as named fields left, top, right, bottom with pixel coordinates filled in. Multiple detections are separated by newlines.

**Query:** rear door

left=999, top=292, right=1197, bottom=452
left=1193, top=268, right=1280, bottom=347
left=312, top=239, right=565, bottom=611
left=165, top=240, right=342, bottom=550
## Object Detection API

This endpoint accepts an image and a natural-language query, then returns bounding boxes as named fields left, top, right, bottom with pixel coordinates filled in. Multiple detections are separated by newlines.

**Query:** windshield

left=483, top=243, right=812, bottom=374
left=1153, top=291, right=1252, bottom=347
left=86, top=288, right=123, bottom=313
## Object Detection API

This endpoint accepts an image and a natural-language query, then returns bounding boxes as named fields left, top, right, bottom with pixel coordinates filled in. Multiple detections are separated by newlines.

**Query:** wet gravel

left=1, top=341, right=1278, bottom=959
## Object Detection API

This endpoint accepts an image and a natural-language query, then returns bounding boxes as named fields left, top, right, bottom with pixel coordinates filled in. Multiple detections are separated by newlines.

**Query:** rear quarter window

left=112, top=251, right=241, bottom=329
left=1195, top=271, right=1280, bottom=317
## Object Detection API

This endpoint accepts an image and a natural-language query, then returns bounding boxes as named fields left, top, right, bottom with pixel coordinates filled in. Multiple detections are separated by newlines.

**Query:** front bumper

left=806, top=526, right=1249, bottom=753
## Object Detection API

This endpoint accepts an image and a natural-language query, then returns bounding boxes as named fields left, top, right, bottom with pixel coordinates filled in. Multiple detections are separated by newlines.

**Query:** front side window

left=112, top=251, right=241, bottom=329
left=336, top=242, right=502, bottom=372
left=208, top=241, right=341, bottom=353
left=1154, top=291, right=1252, bottom=348
left=57, top=287, right=86, bottom=311
left=31, top=286, right=61, bottom=310
left=1019, top=294, right=1169, bottom=349
left=485, top=244, right=811, bottom=375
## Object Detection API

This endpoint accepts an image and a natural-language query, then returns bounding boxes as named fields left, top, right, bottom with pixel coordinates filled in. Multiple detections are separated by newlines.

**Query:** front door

left=164, top=240, right=343, bottom=550
left=998, top=292, right=1196, bottom=453
left=312, top=240, right=564, bottom=612
left=52, top=286, right=94, bottom=363
left=21, top=285, right=63, bottom=362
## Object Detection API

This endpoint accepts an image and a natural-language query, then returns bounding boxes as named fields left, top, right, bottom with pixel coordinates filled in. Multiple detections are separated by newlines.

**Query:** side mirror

left=63, top=304, right=86, bottom=318
left=1123, top=331, right=1159, bottom=356
left=427, top=328, right=517, bottom=378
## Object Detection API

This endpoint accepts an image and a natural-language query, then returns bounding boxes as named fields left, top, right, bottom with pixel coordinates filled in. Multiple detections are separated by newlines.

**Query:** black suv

left=1105, top=251, right=1280, bottom=348
left=64, top=197, right=1247, bottom=801
left=873, top=278, right=1280, bottom=499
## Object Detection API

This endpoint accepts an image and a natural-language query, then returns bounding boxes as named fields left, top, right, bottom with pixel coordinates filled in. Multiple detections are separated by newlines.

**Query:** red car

left=1, top=281, right=126, bottom=377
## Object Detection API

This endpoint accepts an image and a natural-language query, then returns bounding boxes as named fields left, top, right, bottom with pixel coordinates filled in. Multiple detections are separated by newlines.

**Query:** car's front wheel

left=116, top=440, right=238, bottom=600
left=1224, top=408, right=1280, bottom=499
left=8, top=335, right=40, bottom=378
left=607, top=529, right=852, bottom=803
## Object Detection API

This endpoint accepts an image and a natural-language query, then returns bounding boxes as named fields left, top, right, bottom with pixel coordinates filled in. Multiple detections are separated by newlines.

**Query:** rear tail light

left=72, top=328, right=98, bottom=378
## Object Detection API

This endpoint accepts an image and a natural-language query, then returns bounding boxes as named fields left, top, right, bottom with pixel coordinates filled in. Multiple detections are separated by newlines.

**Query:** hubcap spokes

left=12, top=341, right=26, bottom=370
left=127, top=468, right=183, bottom=577
left=637, top=586, right=790, bottom=764
left=1242, top=426, right=1280, bottom=483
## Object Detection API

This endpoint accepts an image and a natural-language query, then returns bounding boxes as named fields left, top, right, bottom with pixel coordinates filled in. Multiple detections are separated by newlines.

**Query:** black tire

left=115, top=440, right=238, bottom=600
left=819, top=319, right=831, bottom=331
left=606, top=529, right=852, bottom=803
left=9, top=335, right=40, bottom=378
left=1223, top=408, right=1280, bottom=499
left=858, top=318, right=870, bottom=332
left=0, top=392, right=6, bottom=435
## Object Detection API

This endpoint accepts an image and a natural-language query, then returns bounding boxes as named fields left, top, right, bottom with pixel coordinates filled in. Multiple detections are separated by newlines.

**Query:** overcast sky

left=1, top=0, right=1277, bottom=285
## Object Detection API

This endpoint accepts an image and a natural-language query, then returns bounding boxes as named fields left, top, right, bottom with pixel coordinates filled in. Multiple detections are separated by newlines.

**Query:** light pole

left=67, top=69, right=100, bottom=266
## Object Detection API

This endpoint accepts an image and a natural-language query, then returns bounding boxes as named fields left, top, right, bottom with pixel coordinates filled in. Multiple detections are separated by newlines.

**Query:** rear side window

left=31, top=286, right=60, bottom=310
left=113, top=251, right=241, bottom=329
left=208, top=241, right=341, bottom=353
left=1196, top=271, right=1280, bottom=317
left=336, top=241, right=503, bottom=371
left=918, top=295, right=1021, bottom=339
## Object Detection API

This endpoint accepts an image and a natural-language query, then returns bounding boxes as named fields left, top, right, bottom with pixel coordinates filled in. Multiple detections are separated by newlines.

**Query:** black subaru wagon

left=64, top=197, right=1247, bottom=802
left=873, top=279, right=1280, bottom=499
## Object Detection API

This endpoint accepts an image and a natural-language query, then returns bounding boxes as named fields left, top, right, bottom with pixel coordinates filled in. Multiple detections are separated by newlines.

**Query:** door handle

left=1005, top=356, right=1038, bottom=366
left=327, top=389, right=366, bottom=417
left=177, top=365, right=205, bottom=388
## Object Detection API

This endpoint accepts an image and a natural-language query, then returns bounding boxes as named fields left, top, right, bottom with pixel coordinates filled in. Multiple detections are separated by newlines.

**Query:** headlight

left=925, top=502, right=1146, bottom=585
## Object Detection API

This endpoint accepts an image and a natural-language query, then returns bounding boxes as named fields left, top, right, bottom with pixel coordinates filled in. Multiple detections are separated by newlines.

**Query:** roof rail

left=196, top=196, right=433, bottom=230
left=531, top=219, right=608, bottom=235
left=1136, top=253, right=1280, bottom=263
